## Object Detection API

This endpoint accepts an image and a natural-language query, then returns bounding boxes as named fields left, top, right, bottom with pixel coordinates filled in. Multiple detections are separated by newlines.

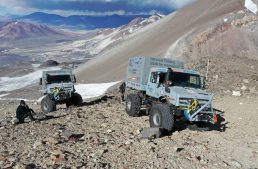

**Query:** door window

left=150, top=72, right=158, bottom=83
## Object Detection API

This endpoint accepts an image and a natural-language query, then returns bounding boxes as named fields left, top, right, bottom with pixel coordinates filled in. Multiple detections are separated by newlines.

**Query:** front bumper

left=55, top=91, right=70, bottom=101
left=179, top=96, right=217, bottom=124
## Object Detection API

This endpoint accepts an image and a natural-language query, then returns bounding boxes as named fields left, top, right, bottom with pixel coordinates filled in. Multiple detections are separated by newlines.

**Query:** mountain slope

left=85, top=13, right=164, bottom=55
left=0, top=21, right=66, bottom=41
left=0, top=14, right=163, bottom=66
left=76, top=0, right=244, bottom=83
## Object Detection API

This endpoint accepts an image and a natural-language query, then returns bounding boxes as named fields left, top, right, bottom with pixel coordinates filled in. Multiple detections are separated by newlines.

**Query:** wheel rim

left=43, top=102, right=48, bottom=111
left=153, top=112, right=161, bottom=126
left=127, top=99, right=131, bottom=111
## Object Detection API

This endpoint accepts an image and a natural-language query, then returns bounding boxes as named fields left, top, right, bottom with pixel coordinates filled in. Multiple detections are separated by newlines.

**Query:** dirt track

left=0, top=92, right=257, bottom=168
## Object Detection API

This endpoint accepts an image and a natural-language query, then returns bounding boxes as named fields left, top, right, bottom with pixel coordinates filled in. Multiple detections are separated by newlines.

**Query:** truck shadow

left=173, top=108, right=228, bottom=133
left=138, top=108, right=228, bottom=133
left=82, top=95, right=115, bottom=106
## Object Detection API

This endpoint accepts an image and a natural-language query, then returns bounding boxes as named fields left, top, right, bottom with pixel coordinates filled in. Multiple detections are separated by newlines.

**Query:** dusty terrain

left=0, top=90, right=258, bottom=169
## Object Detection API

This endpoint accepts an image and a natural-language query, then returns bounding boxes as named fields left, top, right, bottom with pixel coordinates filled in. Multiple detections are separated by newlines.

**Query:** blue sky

left=0, top=0, right=194, bottom=16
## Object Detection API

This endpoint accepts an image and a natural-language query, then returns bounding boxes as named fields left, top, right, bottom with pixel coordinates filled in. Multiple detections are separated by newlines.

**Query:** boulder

left=141, top=127, right=162, bottom=139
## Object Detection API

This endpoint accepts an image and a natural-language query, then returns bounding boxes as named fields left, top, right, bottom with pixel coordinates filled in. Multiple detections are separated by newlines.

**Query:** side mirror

left=201, top=77, right=207, bottom=89
left=45, top=74, right=50, bottom=84
left=39, top=78, right=42, bottom=85
left=202, top=81, right=206, bottom=89
left=73, top=75, right=77, bottom=83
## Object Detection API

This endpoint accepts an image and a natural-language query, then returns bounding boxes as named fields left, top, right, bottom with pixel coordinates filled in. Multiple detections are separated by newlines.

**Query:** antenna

left=205, top=59, right=210, bottom=81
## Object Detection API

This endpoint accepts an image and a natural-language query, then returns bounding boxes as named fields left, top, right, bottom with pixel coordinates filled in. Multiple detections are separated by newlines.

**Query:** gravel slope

left=0, top=92, right=257, bottom=168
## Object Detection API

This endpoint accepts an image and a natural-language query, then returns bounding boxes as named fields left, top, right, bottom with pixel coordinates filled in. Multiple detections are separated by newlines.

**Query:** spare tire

left=126, top=93, right=141, bottom=117
left=41, top=96, right=56, bottom=113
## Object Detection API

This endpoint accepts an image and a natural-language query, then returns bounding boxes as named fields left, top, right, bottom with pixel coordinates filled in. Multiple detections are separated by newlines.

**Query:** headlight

left=187, top=99, right=194, bottom=104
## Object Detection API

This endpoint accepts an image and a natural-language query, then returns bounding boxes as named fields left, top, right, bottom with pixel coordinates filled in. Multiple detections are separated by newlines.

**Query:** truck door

left=147, top=72, right=158, bottom=97
left=156, top=72, right=166, bottom=98
left=147, top=72, right=166, bottom=98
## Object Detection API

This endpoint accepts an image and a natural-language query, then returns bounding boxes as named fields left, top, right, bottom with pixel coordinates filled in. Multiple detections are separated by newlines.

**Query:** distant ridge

left=19, top=12, right=153, bottom=29
left=0, top=21, right=66, bottom=40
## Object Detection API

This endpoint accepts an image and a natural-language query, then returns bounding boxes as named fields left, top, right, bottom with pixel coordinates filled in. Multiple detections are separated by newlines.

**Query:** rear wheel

left=149, top=104, right=174, bottom=132
left=41, top=96, right=56, bottom=113
left=126, top=93, right=141, bottom=117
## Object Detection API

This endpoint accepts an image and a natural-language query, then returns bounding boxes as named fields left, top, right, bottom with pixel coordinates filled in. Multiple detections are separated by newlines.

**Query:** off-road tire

left=149, top=104, right=174, bottom=132
left=67, top=93, right=83, bottom=107
left=41, top=96, right=56, bottom=113
left=126, top=93, right=141, bottom=117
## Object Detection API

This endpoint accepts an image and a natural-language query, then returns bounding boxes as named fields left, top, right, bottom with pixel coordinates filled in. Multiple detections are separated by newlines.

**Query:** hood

left=171, top=86, right=211, bottom=100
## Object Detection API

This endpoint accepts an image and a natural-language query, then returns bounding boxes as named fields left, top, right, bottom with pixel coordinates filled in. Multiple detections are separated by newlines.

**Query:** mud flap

left=213, top=111, right=218, bottom=124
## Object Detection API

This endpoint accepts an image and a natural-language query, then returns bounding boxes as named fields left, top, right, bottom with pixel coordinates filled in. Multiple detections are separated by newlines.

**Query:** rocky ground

left=0, top=49, right=257, bottom=168
left=0, top=89, right=257, bottom=169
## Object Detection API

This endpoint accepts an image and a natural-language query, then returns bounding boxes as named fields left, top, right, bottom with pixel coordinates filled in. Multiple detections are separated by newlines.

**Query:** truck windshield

left=169, top=72, right=201, bottom=89
left=47, top=75, right=71, bottom=83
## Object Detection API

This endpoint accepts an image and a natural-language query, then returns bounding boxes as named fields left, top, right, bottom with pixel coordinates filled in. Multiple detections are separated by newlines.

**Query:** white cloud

left=0, top=0, right=195, bottom=16
left=169, top=0, right=195, bottom=8
left=137, top=0, right=195, bottom=9
left=0, top=0, right=33, bottom=15
left=44, top=9, right=126, bottom=16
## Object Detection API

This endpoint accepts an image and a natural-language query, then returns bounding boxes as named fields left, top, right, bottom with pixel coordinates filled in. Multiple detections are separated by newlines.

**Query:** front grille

left=179, top=98, right=210, bottom=108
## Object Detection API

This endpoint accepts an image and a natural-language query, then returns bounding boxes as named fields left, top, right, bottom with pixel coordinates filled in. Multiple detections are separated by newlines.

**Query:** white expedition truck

left=124, top=57, right=217, bottom=132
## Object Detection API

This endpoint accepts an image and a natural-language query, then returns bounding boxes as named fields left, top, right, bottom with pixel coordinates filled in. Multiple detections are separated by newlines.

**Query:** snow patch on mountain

left=87, top=13, right=165, bottom=55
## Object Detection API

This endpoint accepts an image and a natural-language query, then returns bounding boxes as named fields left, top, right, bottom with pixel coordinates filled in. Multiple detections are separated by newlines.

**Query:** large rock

left=232, top=91, right=241, bottom=97
left=141, top=128, right=162, bottom=139
left=40, top=60, right=59, bottom=67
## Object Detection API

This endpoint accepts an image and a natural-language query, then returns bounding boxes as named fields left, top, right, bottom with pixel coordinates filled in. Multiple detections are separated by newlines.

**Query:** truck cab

left=146, top=67, right=214, bottom=122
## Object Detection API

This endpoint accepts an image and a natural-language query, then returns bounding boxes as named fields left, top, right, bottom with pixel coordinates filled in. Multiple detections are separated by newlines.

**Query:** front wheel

left=41, top=96, right=56, bottom=113
left=149, top=104, right=174, bottom=132
left=67, top=93, right=83, bottom=107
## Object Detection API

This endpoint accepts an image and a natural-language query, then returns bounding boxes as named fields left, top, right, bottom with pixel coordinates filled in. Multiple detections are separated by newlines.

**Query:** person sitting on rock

left=15, top=100, right=36, bottom=124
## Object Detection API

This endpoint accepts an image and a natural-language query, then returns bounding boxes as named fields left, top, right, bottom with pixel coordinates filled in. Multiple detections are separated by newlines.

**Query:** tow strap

left=188, top=100, right=199, bottom=112
left=183, top=99, right=199, bottom=121
left=52, top=87, right=60, bottom=94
